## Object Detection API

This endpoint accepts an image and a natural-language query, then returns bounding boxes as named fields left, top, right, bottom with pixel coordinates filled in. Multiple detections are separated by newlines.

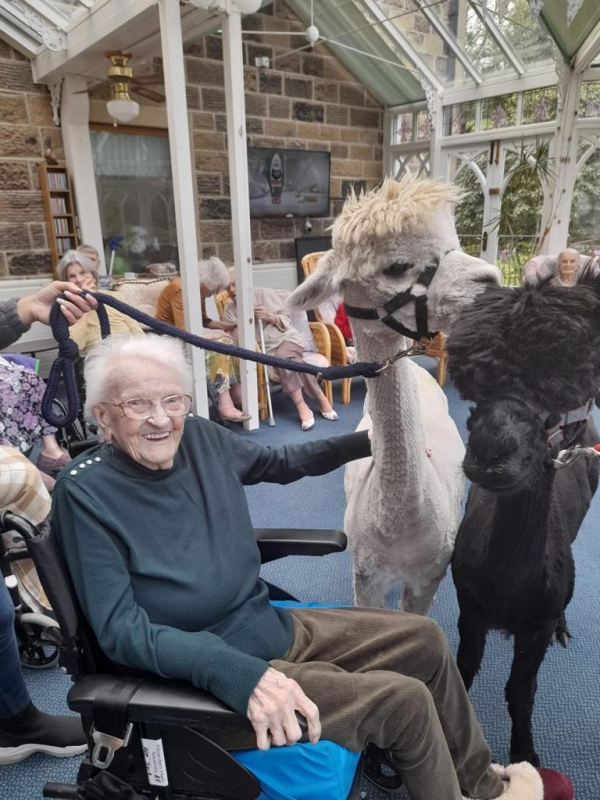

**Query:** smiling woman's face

left=93, top=358, right=187, bottom=471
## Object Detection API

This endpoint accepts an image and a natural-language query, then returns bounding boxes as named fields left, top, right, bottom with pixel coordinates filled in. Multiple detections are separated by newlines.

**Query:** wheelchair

left=1, top=522, right=62, bottom=670
left=2, top=511, right=401, bottom=800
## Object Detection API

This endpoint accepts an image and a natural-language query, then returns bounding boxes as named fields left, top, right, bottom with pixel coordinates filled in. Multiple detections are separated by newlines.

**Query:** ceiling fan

left=74, top=52, right=166, bottom=106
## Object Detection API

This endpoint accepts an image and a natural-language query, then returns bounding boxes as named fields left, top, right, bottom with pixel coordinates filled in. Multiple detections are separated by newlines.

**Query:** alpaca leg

left=456, top=608, right=488, bottom=692
left=552, top=611, right=571, bottom=648
left=505, top=624, right=555, bottom=766
left=353, top=565, right=389, bottom=609
left=401, top=576, right=443, bottom=616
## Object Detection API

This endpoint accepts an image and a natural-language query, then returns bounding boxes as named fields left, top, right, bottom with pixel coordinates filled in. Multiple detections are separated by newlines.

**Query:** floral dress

left=0, top=357, right=56, bottom=453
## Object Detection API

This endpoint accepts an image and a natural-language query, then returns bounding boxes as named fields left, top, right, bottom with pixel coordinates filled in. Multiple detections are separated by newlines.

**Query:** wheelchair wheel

left=17, top=612, right=62, bottom=669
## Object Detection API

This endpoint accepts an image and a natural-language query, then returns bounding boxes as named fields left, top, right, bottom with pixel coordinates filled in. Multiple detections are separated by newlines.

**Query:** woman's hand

left=17, top=282, right=98, bottom=327
left=247, top=667, right=321, bottom=750
left=254, top=305, right=277, bottom=326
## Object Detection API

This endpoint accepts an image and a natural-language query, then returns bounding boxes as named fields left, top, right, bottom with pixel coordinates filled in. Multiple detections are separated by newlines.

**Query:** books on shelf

left=50, top=196, right=67, bottom=214
left=47, top=171, right=68, bottom=191
left=57, top=238, right=74, bottom=255
left=53, top=218, right=71, bottom=235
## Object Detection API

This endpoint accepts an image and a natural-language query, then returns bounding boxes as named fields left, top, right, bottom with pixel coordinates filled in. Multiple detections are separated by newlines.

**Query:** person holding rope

left=0, top=281, right=93, bottom=764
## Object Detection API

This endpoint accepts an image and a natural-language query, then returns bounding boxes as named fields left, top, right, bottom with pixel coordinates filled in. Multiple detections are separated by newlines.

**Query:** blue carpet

left=3, top=361, right=600, bottom=799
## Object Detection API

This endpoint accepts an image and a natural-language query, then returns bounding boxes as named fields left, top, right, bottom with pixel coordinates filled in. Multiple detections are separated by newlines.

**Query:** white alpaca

left=289, top=176, right=502, bottom=614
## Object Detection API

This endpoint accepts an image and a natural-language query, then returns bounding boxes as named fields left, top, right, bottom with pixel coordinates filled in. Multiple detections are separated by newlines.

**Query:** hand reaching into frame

left=16, top=282, right=98, bottom=327
left=247, top=667, right=321, bottom=751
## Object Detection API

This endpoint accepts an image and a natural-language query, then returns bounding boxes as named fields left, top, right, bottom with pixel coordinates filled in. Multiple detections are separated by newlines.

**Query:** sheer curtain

left=90, top=130, right=178, bottom=273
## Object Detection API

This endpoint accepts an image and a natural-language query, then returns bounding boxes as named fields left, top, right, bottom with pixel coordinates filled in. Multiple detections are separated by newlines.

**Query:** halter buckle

left=553, top=445, right=600, bottom=469
left=373, top=343, right=427, bottom=374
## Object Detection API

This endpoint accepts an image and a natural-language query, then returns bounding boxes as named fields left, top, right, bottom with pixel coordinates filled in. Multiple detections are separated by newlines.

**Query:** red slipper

left=537, top=768, right=574, bottom=800
left=36, top=452, right=72, bottom=473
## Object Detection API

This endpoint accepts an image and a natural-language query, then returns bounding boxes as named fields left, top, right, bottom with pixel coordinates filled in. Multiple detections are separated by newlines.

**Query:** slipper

left=221, top=412, right=252, bottom=423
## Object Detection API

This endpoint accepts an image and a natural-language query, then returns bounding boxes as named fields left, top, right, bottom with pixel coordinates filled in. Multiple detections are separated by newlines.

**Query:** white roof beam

left=22, top=0, right=71, bottom=30
left=360, top=0, right=444, bottom=95
left=415, top=0, right=482, bottom=85
left=574, top=19, right=600, bottom=74
left=468, top=0, right=526, bottom=77
left=0, top=10, right=42, bottom=56
left=32, top=0, right=156, bottom=83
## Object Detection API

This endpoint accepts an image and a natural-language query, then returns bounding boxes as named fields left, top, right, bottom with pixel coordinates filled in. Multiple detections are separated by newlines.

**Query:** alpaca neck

left=356, top=331, right=428, bottom=504
left=489, top=468, right=555, bottom=569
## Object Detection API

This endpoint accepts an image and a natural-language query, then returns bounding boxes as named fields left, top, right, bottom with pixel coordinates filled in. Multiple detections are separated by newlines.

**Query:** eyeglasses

left=109, top=394, right=192, bottom=420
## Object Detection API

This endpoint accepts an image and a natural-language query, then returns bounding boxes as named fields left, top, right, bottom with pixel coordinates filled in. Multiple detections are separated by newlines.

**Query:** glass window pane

left=481, top=93, right=517, bottom=130
left=394, top=151, right=430, bottom=180
left=522, top=87, right=558, bottom=125
left=570, top=145, right=600, bottom=254
left=579, top=80, right=600, bottom=119
left=416, top=110, right=432, bottom=140
left=394, top=112, right=414, bottom=144
left=485, top=0, right=554, bottom=70
left=464, top=5, right=515, bottom=77
left=90, top=131, right=178, bottom=275
left=452, top=152, right=486, bottom=257
left=442, top=101, right=477, bottom=136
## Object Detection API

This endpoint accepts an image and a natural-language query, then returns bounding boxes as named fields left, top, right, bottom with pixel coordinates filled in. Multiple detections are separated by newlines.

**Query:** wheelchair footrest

left=363, top=743, right=404, bottom=793
left=43, top=784, right=79, bottom=799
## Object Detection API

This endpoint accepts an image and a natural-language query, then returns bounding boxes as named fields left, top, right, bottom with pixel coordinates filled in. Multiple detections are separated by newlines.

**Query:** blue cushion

left=231, top=601, right=360, bottom=800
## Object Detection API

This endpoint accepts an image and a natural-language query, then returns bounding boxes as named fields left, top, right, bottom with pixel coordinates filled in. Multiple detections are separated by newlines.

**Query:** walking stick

left=258, top=320, right=276, bottom=427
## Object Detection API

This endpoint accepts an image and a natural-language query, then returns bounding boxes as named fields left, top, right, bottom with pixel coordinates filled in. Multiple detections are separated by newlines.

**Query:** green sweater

left=52, top=416, right=370, bottom=715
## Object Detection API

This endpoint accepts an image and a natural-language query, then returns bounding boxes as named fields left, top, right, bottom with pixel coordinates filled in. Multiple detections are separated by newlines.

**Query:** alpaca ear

left=288, top=250, right=341, bottom=311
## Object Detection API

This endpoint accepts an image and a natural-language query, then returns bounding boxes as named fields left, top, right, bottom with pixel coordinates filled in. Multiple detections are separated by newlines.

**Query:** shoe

left=301, top=414, right=315, bottom=431
left=0, top=702, right=87, bottom=765
left=320, top=409, right=338, bottom=421
left=36, top=451, right=72, bottom=473
left=221, top=412, right=252, bottom=423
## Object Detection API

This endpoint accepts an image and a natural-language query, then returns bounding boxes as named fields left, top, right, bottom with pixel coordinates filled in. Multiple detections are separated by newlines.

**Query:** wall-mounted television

left=248, top=147, right=330, bottom=218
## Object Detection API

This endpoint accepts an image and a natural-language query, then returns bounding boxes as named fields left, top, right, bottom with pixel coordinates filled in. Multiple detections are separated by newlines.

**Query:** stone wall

left=186, top=0, right=384, bottom=264
left=0, top=40, right=63, bottom=279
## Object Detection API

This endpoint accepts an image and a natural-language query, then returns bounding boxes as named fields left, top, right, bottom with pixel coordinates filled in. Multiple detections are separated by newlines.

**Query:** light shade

left=234, top=0, right=262, bottom=13
left=106, top=98, right=140, bottom=123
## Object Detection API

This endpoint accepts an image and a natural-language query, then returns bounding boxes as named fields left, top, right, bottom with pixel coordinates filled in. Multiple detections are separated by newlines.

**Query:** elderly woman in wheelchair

left=48, top=333, right=570, bottom=800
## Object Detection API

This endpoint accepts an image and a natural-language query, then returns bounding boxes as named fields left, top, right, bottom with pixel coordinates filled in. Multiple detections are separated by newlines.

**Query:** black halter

left=344, top=252, right=451, bottom=340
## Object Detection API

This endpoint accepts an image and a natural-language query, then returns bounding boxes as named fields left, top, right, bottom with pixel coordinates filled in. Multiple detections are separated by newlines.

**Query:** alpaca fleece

left=448, top=277, right=600, bottom=765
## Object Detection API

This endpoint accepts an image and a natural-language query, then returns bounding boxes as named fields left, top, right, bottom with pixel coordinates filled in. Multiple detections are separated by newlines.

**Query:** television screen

left=248, top=147, right=330, bottom=217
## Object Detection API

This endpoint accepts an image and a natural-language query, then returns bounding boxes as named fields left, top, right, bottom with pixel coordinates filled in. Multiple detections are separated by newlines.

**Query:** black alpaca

left=448, top=276, right=600, bottom=766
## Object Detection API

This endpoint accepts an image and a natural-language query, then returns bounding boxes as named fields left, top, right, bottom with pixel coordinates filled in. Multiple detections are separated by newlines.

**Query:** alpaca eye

left=384, top=262, right=413, bottom=277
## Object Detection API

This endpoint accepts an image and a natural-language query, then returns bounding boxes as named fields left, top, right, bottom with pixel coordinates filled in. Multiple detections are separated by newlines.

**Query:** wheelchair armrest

left=254, top=528, right=347, bottom=563
left=68, top=674, right=308, bottom=734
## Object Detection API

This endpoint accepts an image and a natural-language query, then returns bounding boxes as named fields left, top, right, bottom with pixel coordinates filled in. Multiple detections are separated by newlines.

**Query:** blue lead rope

left=41, top=291, right=388, bottom=427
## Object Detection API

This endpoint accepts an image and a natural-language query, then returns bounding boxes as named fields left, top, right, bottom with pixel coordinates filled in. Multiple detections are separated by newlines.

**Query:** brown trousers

left=272, top=608, right=505, bottom=800
left=272, top=340, right=322, bottom=398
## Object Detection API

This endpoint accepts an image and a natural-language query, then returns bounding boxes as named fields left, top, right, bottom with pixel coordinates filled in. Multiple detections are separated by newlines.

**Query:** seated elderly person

left=522, top=249, right=584, bottom=287
left=57, top=250, right=144, bottom=353
left=155, top=257, right=249, bottom=423
left=223, top=275, right=337, bottom=431
left=51, top=334, right=571, bottom=800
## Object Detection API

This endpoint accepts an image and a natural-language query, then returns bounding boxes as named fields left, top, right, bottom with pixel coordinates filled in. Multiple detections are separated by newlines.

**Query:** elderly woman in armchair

left=51, top=334, right=571, bottom=800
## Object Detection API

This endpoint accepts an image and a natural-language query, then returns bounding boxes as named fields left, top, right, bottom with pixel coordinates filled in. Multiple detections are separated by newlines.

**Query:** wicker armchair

left=301, top=252, right=352, bottom=404
left=417, top=333, right=448, bottom=387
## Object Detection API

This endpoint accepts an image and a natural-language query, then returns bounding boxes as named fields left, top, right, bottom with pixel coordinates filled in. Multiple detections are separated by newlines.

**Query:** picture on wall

left=248, top=147, right=330, bottom=217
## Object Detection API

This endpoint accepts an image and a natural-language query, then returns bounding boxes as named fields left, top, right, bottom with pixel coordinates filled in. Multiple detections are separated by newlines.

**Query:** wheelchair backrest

left=1, top=511, right=114, bottom=677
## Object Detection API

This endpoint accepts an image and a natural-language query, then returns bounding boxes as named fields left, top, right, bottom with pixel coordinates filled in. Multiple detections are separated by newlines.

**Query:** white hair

left=77, top=243, right=99, bottom=259
left=84, top=334, right=193, bottom=418
left=57, top=250, right=98, bottom=283
left=557, top=248, right=581, bottom=264
left=198, top=256, right=229, bottom=295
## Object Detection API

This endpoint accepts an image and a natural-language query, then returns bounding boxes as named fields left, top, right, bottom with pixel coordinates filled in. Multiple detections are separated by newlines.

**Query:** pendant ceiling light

left=105, top=52, right=140, bottom=125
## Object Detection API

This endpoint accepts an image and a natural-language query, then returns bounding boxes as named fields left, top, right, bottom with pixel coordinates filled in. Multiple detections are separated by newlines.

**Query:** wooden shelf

left=39, top=163, right=80, bottom=273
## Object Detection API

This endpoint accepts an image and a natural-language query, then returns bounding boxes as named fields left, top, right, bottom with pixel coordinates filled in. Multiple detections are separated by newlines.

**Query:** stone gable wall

left=0, top=41, right=63, bottom=279
left=186, top=0, right=384, bottom=264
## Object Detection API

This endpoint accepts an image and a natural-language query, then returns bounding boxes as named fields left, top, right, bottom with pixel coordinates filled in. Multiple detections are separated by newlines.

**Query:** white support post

left=481, top=141, right=503, bottom=265
left=538, top=70, right=582, bottom=255
left=158, top=0, right=208, bottom=419
left=222, top=6, right=258, bottom=430
left=430, top=94, right=444, bottom=178
left=60, top=76, right=106, bottom=273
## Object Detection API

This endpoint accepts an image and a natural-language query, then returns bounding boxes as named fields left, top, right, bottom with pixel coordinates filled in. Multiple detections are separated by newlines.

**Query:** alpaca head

left=449, top=277, right=600, bottom=492
left=288, top=176, right=501, bottom=342
left=463, top=399, right=551, bottom=493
